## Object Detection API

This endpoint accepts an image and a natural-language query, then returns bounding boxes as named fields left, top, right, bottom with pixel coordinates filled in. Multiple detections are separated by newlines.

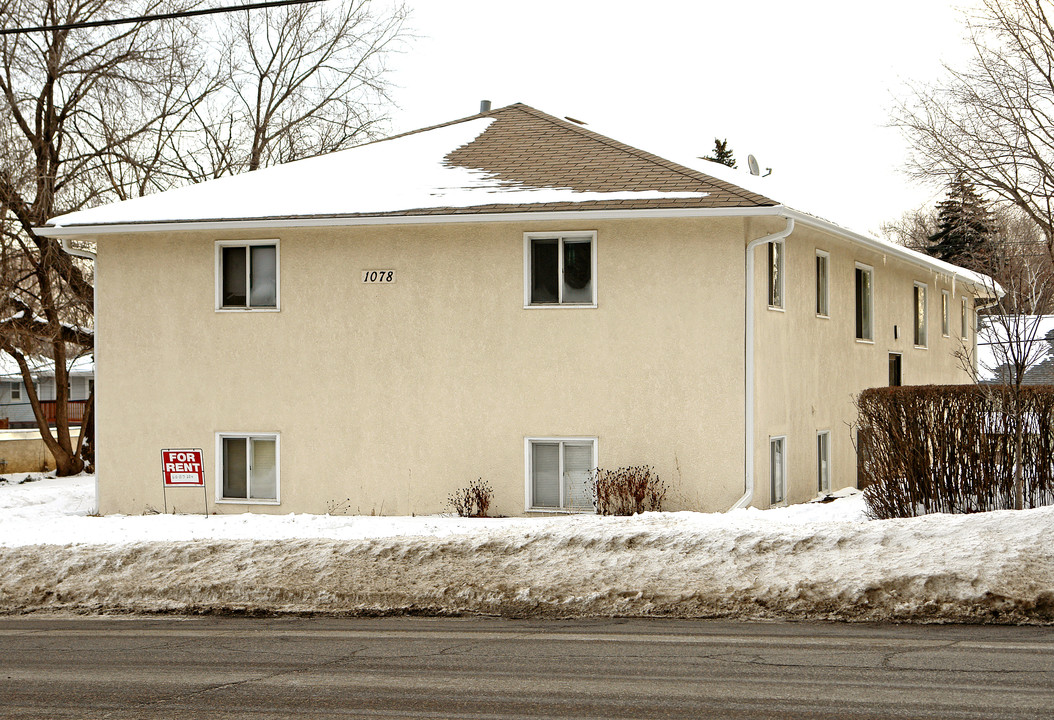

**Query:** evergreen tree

left=702, top=138, right=737, bottom=168
left=926, top=174, right=996, bottom=270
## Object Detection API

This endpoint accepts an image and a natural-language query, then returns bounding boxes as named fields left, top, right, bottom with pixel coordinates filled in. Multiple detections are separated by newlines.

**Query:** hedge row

left=856, top=385, right=1054, bottom=518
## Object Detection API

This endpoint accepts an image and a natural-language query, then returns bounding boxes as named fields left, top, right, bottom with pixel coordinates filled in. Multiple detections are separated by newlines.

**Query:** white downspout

left=732, top=216, right=794, bottom=510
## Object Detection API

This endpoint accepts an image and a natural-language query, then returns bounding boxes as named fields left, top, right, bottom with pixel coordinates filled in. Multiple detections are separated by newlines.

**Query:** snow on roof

left=0, top=353, right=94, bottom=380
left=47, top=116, right=710, bottom=228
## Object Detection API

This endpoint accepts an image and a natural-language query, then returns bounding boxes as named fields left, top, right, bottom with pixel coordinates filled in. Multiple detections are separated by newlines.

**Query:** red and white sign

left=162, top=449, right=205, bottom=486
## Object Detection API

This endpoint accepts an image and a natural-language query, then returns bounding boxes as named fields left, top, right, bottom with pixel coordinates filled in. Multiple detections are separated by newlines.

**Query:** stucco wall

left=751, top=218, right=978, bottom=508
left=96, top=217, right=752, bottom=516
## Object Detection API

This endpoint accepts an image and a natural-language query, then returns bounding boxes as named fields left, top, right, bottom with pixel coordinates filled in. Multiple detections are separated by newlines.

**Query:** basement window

left=525, top=437, right=596, bottom=511
left=216, top=240, right=279, bottom=311
left=217, top=433, right=279, bottom=503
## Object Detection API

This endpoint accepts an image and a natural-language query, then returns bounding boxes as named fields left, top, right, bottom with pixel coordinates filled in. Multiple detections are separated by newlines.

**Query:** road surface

left=2, top=617, right=1053, bottom=718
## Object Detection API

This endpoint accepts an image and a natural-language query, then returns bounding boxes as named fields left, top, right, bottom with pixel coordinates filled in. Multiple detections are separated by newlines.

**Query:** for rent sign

left=162, top=449, right=205, bottom=486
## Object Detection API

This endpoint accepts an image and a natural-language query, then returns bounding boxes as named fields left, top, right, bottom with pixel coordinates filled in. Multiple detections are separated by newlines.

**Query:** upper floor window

left=815, top=250, right=829, bottom=317
left=768, top=240, right=784, bottom=309
left=9, top=382, right=20, bottom=400
left=914, top=282, right=928, bottom=347
left=525, top=232, right=596, bottom=307
left=216, top=240, right=279, bottom=311
left=961, top=297, right=970, bottom=338
left=855, top=264, right=873, bottom=341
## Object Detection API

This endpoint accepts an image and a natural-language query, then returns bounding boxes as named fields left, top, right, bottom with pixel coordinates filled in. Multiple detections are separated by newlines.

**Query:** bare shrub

left=448, top=478, right=493, bottom=518
left=856, top=385, right=1054, bottom=519
left=591, top=465, right=665, bottom=516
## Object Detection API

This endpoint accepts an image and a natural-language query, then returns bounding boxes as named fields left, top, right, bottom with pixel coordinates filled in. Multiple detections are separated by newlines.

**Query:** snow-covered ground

left=2, top=474, right=1053, bottom=622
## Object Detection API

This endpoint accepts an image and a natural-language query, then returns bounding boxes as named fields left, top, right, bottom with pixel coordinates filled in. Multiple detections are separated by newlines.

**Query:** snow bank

left=2, top=477, right=1053, bottom=622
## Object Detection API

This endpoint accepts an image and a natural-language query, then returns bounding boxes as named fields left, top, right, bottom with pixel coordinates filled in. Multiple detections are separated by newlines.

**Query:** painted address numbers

left=361, top=270, right=395, bottom=284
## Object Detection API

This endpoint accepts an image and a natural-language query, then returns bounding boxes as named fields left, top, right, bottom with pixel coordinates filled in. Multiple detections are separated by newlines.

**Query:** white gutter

left=60, top=238, right=97, bottom=261
left=732, top=216, right=794, bottom=511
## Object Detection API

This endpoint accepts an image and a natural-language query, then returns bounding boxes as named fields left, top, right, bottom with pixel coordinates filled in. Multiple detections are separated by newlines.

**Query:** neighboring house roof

left=977, top=315, right=1054, bottom=384
left=40, top=102, right=994, bottom=291
left=0, top=353, right=94, bottom=381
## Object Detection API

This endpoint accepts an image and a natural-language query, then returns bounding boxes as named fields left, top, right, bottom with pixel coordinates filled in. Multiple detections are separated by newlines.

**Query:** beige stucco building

left=40, top=104, right=992, bottom=516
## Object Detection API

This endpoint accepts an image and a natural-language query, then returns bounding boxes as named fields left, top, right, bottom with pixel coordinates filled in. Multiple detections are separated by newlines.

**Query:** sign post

left=161, top=448, right=207, bottom=515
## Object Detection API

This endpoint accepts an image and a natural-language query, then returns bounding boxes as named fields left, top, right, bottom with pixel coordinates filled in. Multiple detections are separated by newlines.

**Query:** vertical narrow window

left=770, top=436, right=786, bottom=504
left=527, top=438, right=596, bottom=510
left=817, top=431, right=831, bottom=493
left=768, top=240, right=784, bottom=309
left=526, top=233, right=596, bottom=306
left=961, top=297, right=969, bottom=338
left=218, top=241, right=279, bottom=310
left=219, top=434, right=279, bottom=502
left=815, top=251, right=829, bottom=317
left=941, top=290, right=951, bottom=337
left=9, top=382, right=20, bottom=400
left=855, top=265, right=873, bottom=341
left=914, top=282, right=928, bottom=347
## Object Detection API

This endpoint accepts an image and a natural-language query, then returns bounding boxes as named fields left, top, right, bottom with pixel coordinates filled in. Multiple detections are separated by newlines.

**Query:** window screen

left=531, top=442, right=560, bottom=507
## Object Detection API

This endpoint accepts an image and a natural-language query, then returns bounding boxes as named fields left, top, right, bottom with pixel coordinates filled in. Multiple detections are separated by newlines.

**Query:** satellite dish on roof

left=747, top=154, right=760, bottom=176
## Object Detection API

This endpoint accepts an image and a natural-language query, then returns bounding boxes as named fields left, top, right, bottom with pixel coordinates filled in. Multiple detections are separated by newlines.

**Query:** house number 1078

left=362, top=270, right=395, bottom=283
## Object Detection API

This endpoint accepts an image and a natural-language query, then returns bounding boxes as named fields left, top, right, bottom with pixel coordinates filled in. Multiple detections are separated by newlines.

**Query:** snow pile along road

left=2, top=476, right=1053, bottom=622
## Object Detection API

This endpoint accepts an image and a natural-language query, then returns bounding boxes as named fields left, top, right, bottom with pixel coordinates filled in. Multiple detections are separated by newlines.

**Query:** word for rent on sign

left=162, top=449, right=204, bottom=486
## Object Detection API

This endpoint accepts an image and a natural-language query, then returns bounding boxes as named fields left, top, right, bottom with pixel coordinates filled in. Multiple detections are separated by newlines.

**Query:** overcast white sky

left=384, top=0, right=980, bottom=238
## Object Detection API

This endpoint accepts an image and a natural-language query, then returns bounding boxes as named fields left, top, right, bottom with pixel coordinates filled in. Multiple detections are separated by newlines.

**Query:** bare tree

left=958, top=215, right=1054, bottom=509
left=895, top=0, right=1054, bottom=254
left=0, top=0, right=410, bottom=474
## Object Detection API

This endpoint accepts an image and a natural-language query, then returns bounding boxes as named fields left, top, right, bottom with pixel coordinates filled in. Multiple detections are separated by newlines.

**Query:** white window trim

left=817, top=430, right=831, bottom=494
left=914, top=281, right=928, bottom=349
left=815, top=249, right=830, bottom=318
left=767, top=239, right=785, bottom=311
left=961, top=296, right=970, bottom=338
left=523, top=436, right=598, bottom=513
left=523, top=231, right=598, bottom=309
left=215, top=432, right=281, bottom=505
left=855, top=262, right=874, bottom=344
left=215, top=239, right=281, bottom=312
left=9, top=382, right=20, bottom=400
left=770, top=435, right=787, bottom=505
left=941, top=289, right=951, bottom=337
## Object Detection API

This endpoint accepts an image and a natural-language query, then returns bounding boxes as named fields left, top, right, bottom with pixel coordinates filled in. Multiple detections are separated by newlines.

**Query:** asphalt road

left=1, top=617, right=1053, bottom=719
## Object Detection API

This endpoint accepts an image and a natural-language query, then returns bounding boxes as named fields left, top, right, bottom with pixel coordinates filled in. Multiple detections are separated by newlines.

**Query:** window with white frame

left=770, top=436, right=786, bottom=504
left=216, top=240, right=279, bottom=310
left=9, top=382, right=20, bottom=400
left=817, top=431, right=831, bottom=493
left=815, top=250, right=829, bottom=317
left=218, top=433, right=279, bottom=502
left=942, top=290, right=951, bottom=337
left=961, top=297, right=969, bottom=338
left=855, top=264, right=873, bottom=341
left=526, top=437, right=596, bottom=511
left=768, top=240, right=784, bottom=309
left=525, top=232, right=596, bottom=306
left=914, top=282, right=928, bottom=347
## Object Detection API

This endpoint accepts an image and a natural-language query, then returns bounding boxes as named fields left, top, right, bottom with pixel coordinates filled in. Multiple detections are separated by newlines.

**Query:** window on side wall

left=525, top=232, right=596, bottom=307
left=815, top=250, right=829, bottom=317
left=914, top=282, right=928, bottom=347
left=855, top=265, right=873, bottom=341
left=817, top=431, right=831, bottom=494
left=526, top=437, right=596, bottom=511
left=961, top=297, right=970, bottom=338
left=770, top=436, right=786, bottom=504
left=768, top=240, right=784, bottom=309
left=218, top=433, right=279, bottom=503
left=9, top=382, right=20, bottom=401
left=216, top=240, right=279, bottom=311
left=942, top=290, right=951, bottom=337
